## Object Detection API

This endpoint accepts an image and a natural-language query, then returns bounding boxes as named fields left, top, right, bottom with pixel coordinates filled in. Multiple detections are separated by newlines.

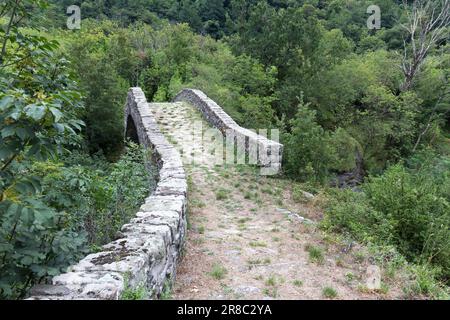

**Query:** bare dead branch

left=399, top=0, right=450, bottom=91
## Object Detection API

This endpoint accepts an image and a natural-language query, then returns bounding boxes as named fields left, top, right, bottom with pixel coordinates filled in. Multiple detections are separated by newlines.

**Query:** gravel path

left=148, top=101, right=404, bottom=300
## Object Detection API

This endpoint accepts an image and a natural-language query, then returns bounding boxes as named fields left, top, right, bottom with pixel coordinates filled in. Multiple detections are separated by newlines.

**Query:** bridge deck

left=147, top=102, right=400, bottom=300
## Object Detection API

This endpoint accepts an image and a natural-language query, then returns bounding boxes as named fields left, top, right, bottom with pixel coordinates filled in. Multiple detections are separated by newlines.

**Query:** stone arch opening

left=126, top=115, right=140, bottom=144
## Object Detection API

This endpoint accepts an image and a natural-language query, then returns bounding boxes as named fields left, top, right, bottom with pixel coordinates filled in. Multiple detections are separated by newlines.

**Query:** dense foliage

left=324, top=154, right=450, bottom=282
left=0, top=1, right=153, bottom=299
left=1, top=0, right=449, bottom=299
left=42, top=0, right=449, bottom=178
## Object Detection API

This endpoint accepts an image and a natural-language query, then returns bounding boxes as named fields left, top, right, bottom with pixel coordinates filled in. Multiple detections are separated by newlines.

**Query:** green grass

left=247, top=258, right=271, bottom=269
left=354, top=251, right=366, bottom=263
left=192, top=238, right=205, bottom=245
left=249, top=241, right=267, bottom=248
left=265, top=276, right=277, bottom=287
left=244, top=192, right=253, bottom=200
left=322, top=286, right=338, bottom=299
left=216, top=188, right=230, bottom=200
left=238, top=224, right=247, bottom=231
left=345, top=272, right=355, bottom=283
left=221, top=172, right=231, bottom=179
left=208, top=263, right=228, bottom=280
left=121, top=285, right=148, bottom=300
left=247, top=259, right=262, bottom=266
left=197, top=225, right=205, bottom=234
left=292, top=185, right=312, bottom=203
left=159, top=280, right=173, bottom=300
left=263, top=287, right=278, bottom=298
left=379, top=282, right=390, bottom=295
left=293, top=280, right=303, bottom=287
left=305, top=244, right=325, bottom=264
left=191, top=198, right=206, bottom=208
left=404, top=264, right=450, bottom=299
left=238, top=217, right=252, bottom=224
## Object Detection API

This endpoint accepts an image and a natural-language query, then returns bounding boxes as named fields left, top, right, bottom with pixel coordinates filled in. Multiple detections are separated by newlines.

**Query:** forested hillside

left=1, top=0, right=449, bottom=299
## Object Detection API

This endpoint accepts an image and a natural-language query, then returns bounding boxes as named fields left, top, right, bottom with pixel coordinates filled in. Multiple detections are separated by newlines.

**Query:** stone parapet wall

left=27, top=88, right=187, bottom=300
left=174, top=89, right=283, bottom=172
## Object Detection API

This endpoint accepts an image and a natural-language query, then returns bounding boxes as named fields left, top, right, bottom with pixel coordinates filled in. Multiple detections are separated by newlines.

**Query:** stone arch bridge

left=28, top=88, right=282, bottom=300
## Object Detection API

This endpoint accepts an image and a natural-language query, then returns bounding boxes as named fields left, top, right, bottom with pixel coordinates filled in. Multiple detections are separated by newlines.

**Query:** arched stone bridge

left=28, top=88, right=283, bottom=300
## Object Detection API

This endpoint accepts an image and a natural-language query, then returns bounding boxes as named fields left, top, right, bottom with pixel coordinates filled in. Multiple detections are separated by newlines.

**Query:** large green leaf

left=0, top=96, right=14, bottom=111
left=49, top=107, right=63, bottom=122
left=0, top=146, right=14, bottom=161
left=24, top=104, right=46, bottom=121
left=0, top=125, right=16, bottom=138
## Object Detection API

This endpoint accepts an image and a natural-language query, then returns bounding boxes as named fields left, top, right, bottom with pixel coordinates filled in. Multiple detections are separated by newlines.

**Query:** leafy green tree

left=0, top=0, right=87, bottom=299
left=283, top=102, right=334, bottom=183
left=64, top=21, right=131, bottom=154
left=178, top=0, right=202, bottom=32
left=325, top=160, right=450, bottom=281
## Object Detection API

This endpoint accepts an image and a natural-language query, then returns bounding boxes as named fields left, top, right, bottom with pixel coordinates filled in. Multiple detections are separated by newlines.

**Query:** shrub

left=283, top=105, right=334, bottom=183
left=324, top=163, right=450, bottom=282
left=209, top=263, right=227, bottom=280
left=322, top=189, right=394, bottom=243
left=406, top=264, right=446, bottom=298
left=293, top=280, right=303, bottom=287
left=121, top=284, right=149, bottom=300
left=305, top=244, right=325, bottom=264
left=216, top=188, right=229, bottom=200
left=265, top=276, right=277, bottom=287
left=0, top=143, right=153, bottom=299
left=322, top=286, right=338, bottom=299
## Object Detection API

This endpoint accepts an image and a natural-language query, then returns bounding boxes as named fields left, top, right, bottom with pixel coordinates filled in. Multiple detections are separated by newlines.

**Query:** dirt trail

left=149, top=102, right=404, bottom=300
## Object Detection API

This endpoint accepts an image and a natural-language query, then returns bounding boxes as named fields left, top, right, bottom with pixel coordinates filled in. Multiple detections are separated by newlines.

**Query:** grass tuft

left=209, top=263, right=228, bottom=280
left=322, top=286, right=338, bottom=299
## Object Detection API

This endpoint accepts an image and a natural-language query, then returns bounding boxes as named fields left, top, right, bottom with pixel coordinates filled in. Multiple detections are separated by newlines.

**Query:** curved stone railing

left=174, top=89, right=283, bottom=174
left=28, top=88, right=187, bottom=300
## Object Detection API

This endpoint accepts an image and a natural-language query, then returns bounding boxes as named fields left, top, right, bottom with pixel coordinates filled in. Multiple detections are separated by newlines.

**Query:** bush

left=283, top=104, right=335, bottom=183
left=0, top=144, right=154, bottom=299
left=324, top=163, right=450, bottom=282
left=305, top=244, right=325, bottom=264
left=209, top=263, right=227, bottom=280
left=323, top=189, right=394, bottom=243
left=322, top=286, right=338, bottom=299
left=66, top=29, right=129, bottom=155
left=40, top=143, right=155, bottom=246
left=364, top=165, right=449, bottom=269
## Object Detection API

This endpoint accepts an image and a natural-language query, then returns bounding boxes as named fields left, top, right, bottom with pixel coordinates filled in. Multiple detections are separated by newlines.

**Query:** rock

left=276, top=208, right=315, bottom=225
left=234, top=285, right=261, bottom=296
left=302, top=191, right=315, bottom=200
left=174, top=89, right=283, bottom=175
left=29, top=285, right=72, bottom=297
left=27, top=87, right=188, bottom=300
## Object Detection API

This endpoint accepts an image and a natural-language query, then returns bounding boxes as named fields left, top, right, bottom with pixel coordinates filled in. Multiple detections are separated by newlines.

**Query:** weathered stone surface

left=27, top=86, right=286, bottom=300
left=174, top=89, right=283, bottom=170
left=142, top=195, right=186, bottom=214
left=27, top=88, right=187, bottom=300
left=51, top=271, right=125, bottom=300
left=29, top=284, right=72, bottom=297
